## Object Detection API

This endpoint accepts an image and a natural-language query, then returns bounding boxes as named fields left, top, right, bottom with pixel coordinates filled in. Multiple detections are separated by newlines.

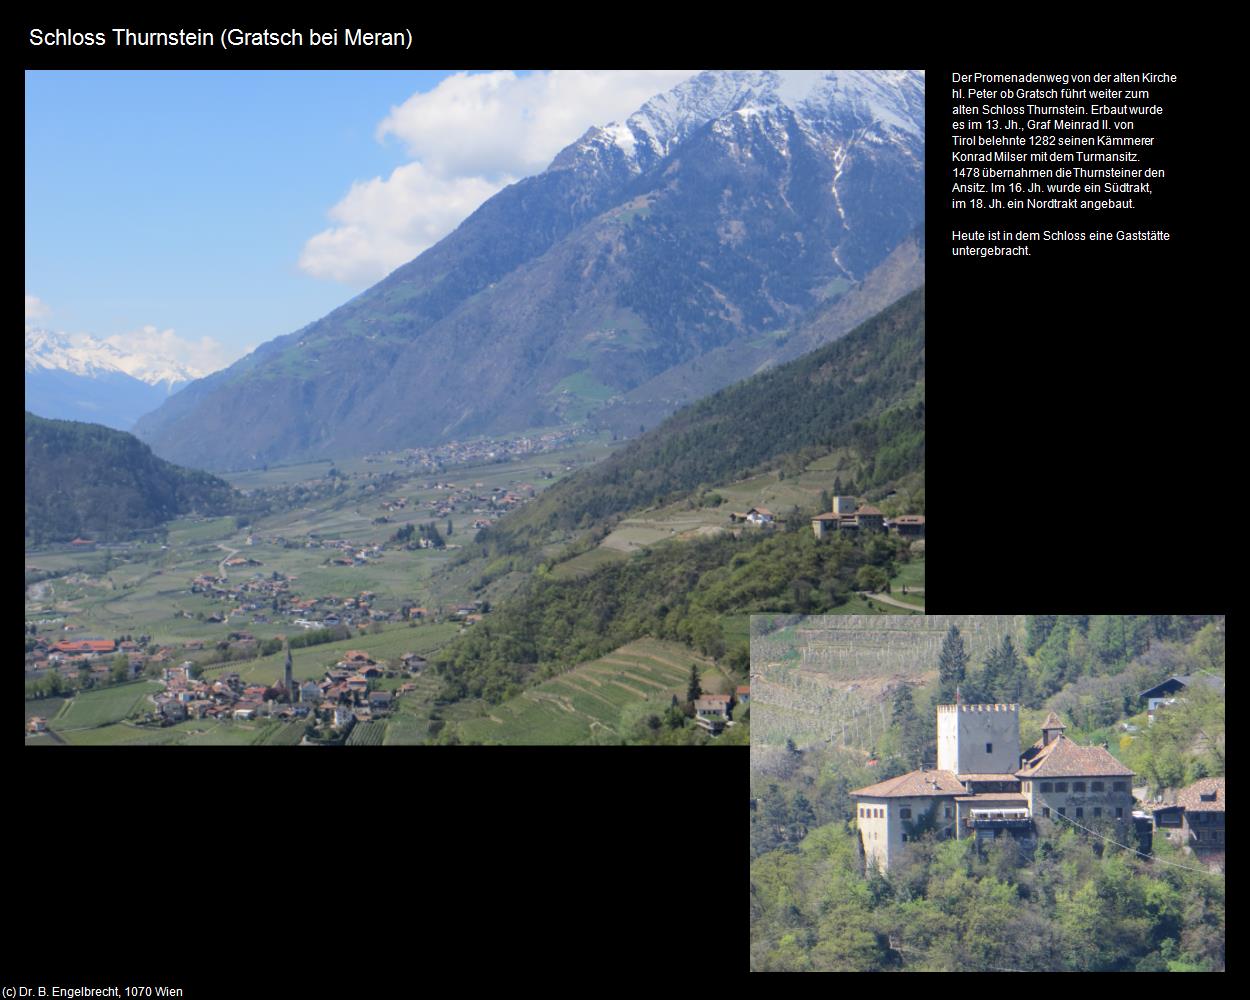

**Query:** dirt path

left=866, top=591, right=926, bottom=612
left=216, top=543, right=239, bottom=579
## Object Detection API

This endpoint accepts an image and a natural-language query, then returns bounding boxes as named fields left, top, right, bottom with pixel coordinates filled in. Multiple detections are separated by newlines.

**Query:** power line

left=1049, top=811, right=1223, bottom=877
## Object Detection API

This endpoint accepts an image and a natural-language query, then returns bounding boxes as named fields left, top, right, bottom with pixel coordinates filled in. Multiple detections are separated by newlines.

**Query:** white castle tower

left=936, top=703, right=1020, bottom=775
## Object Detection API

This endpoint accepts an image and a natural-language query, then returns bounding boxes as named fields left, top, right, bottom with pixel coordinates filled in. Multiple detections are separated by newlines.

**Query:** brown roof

left=958, top=773, right=1022, bottom=783
left=812, top=513, right=841, bottom=521
left=1041, top=711, right=1066, bottom=730
left=851, top=768, right=965, bottom=799
left=1015, top=735, right=1134, bottom=779
left=855, top=506, right=884, bottom=516
left=1176, top=777, right=1224, bottom=813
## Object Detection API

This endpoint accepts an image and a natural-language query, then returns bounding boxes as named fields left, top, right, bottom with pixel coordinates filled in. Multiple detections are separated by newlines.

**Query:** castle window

left=1075, top=808, right=1083, bottom=818
left=1055, top=782, right=1068, bottom=792
left=985, top=742, right=993, bottom=754
left=901, top=833, right=908, bottom=842
left=1073, top=782, right=1085, bottom=793
left=1042, top=807, right=1050, bottom=818
left=1113, top=782, right=1127, bottom=792
left=1116, top=808, right=1123, bottom=819
left=1091, top=781, right=1104, bottom=792
left=899, top=807, right=912, bottom=819
left=945, top=807, right=952, bottom=818
left=1094, top=807, right=1102, bottom=818
left=1040, top=782, right=1053, bottom=792
left=1058, top=808, right=1066, bottom=817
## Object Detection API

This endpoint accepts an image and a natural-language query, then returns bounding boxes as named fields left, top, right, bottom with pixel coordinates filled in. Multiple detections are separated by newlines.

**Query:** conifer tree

left=938, top=624, right=968, bottom=704
left=686, top=663, right=702, bottom=703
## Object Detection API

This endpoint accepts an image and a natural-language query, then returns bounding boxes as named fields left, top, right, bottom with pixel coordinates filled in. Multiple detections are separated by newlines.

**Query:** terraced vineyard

left=751, top=615, right=1026, bottom=748
left=346, top=721, right=386, bottom=746
left=455, top=638, right=728, bottom=745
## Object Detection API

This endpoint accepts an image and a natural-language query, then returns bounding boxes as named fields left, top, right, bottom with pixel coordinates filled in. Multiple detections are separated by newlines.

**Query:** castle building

left=811, top=497, right=886, bottom=538
left=851, top=704, right=1135, bottom=871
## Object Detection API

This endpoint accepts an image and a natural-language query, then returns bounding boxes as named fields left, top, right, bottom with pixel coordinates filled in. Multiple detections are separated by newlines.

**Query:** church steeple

left=284, top=641, right=294, bottom=702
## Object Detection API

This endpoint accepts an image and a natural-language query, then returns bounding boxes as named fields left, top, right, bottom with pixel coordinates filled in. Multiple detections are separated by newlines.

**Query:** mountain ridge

left=135, top=69, right=924, bottom=470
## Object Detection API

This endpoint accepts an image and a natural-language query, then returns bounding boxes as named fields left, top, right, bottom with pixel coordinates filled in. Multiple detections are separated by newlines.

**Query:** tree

left=686, top=663, right=702, bottom=703
left=110, top=653, right=130, bottom=684
left=856, top=565, right=890, bottom=593
left=937, top=625, right=968, bottom=703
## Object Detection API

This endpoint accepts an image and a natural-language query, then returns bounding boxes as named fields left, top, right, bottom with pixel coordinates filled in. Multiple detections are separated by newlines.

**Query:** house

left=694, top=694, right=732, bottom=732
left=735, top=685, right=751, bottom=705
left=341, top=651, right=375, bottom=666
left=1139, top=674, right=1225, bottom=720
left=744, top=507, right=775, bottom=526
left=401, top=653, right=428, bottom=672
left=300, top=681, right=322, bottom=704
left=368, top=690, right=393, bottom=713
left=852, top=704, right=1134, bottom=871
left=27, top=716, right=47, bottom=733
left=888, top=514, right=926, bottom=538
left=1153, top=778, right=1224, bottom=868
left=52, top=639, right=116, bottom=656
left=161, top=701, right=188, bottom=722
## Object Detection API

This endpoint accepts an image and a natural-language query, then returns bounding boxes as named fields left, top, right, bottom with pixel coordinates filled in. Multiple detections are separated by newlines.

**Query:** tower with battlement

left=936, top=703, right=1020, bottom=776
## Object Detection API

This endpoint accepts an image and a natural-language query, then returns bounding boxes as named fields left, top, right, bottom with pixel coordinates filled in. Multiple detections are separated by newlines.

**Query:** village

left=366, top=426, right=589, bottom=473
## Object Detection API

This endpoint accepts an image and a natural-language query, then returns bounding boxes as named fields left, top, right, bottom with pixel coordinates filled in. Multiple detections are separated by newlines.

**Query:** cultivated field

left=454, top=638, right=727, bottom=745
left=53, top=681, right=162, bottom=731
left=750, top=615, right=1026, bottom=749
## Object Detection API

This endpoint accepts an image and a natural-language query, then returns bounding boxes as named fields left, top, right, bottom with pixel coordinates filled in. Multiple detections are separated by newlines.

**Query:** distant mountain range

left=25, top=329, right=204, bottom=431
left=24, top=412, right=234, bottom=544
left=134, top=69, right=925, bottom=470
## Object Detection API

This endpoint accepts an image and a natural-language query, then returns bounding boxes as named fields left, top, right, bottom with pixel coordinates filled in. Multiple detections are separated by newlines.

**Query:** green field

left=54, top=681, right=162, bottom=731
left=455, top=638, right=727, bottom=745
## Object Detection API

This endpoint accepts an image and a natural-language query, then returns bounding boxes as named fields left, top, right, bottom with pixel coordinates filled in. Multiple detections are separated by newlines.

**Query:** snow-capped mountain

left=136, top=69, right=924, bottom=470
left=568, top=69, right=924, bottom=173
left=25, top=329, right=205, bottom=388
left=25, top=329, right=205, bottom=430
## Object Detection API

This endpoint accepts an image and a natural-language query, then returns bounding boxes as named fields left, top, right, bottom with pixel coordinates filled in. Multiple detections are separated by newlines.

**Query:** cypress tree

left=938, top=624, right=968, bottom=704
left=686, top=663, right=702, bottom=703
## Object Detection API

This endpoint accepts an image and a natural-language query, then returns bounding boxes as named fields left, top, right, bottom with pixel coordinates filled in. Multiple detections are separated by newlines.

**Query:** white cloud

left=25, top=293, right=50, bottom=322
left=299, top=163, right=504, bottom=285
left=103, top=324, right=238, bottom=377
left=301, top=70, right=695, bottom=286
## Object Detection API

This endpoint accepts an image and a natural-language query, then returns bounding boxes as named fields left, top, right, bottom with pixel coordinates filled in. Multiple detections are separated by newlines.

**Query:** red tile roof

left=851, top=768, right=965, bottom=798
left=52, top=639, right=116, bottom=654
left=1176, top=777, right=1224, bottom=813
left=1015, top=734, right=1133, bottom=779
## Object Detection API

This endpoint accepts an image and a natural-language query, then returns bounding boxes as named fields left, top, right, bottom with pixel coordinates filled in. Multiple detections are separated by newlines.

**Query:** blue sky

left=25, top=70, right=694, bottom=373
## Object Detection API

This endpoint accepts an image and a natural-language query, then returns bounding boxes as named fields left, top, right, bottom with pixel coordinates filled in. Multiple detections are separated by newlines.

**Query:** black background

left=21, top=21, right=1219, bottom=985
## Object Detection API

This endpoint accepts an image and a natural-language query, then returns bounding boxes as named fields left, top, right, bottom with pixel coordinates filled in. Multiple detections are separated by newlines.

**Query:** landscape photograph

left=750, top=614, right=1226, bottom=971
left=25, top=69, right=926, bottom=746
